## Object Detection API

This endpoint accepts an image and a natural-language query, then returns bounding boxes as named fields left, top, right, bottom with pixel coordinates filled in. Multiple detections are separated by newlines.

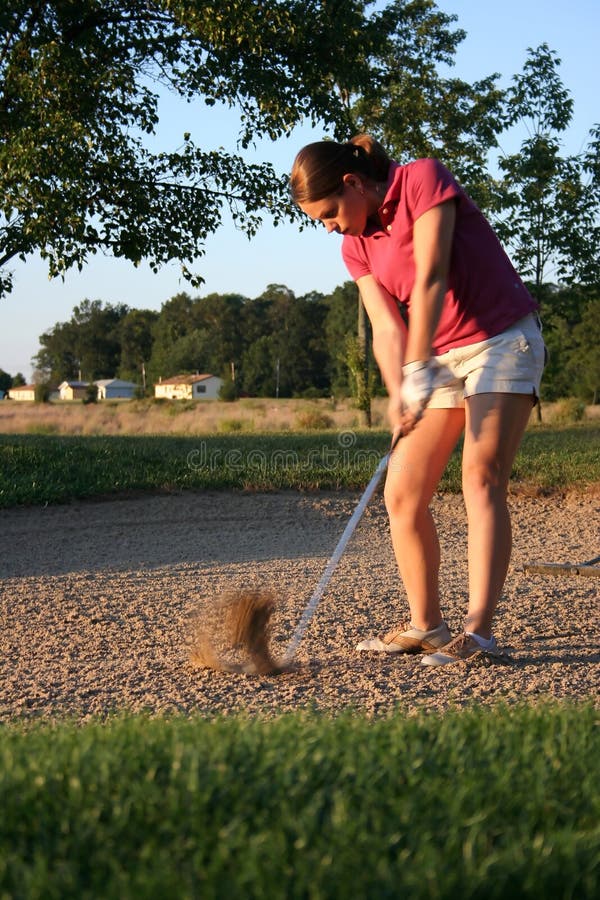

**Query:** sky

left=2, top=0, right=599, bottom=380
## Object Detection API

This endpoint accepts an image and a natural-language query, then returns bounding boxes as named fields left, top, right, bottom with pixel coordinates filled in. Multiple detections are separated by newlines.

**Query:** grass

left=0, top=423, right=598, bottom=508
left=0, top=396, right=597, bottom=439
left=0, top=396, right=380, bottom=437
left=0, top=703, right=598, bottom=899
left=2, top=412, right=598, bottom=896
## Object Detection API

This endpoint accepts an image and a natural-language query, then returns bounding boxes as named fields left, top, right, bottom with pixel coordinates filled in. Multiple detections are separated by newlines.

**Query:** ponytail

left=290, top=134, right=391, bottom=205
left=348, top=135, right=391, bottom=182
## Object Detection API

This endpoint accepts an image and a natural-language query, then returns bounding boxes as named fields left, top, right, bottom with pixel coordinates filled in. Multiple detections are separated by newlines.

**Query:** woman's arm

left=405, top=199, right=456, bottom=364
left=355, top=274, right=407, bottom=431
left=398, top=199, right=456, bottom=434
left=356, top=199, right=456, bottom=435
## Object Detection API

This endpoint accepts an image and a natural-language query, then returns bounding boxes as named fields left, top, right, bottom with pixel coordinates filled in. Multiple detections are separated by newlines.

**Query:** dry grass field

left=0, top=396, right=382, bottom=435
left=0, top=395, right=596, bottom=436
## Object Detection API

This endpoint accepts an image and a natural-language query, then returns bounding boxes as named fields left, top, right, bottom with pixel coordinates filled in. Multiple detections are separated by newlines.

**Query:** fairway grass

left=2, top=423, right=598, bottom=897
left=1, top=423, right=599, bottom=507
left=0, top=703, right=598, bottom=898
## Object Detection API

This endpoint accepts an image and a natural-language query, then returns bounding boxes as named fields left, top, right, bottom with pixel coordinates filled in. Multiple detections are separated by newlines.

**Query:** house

left=154, top=373, right=223, bottom=400
left=7, top=384, right=36, bottom=401
left=94, top=378, right=137, bottom=400
left=58, top=380, right=89, bottom=400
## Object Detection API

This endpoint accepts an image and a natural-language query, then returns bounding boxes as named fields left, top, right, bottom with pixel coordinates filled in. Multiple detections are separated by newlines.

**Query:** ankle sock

left=412, top=622, right=443, bottom=634
left=466, top=631, right=496, bottom=650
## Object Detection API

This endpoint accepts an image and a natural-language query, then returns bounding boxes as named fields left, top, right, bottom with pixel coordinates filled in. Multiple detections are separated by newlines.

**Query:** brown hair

left=290, top=134, right=391, bottom=205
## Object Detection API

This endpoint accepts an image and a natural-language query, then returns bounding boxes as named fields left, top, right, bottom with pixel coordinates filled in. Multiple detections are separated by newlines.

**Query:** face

left=299, top=175, right=369, bottom=237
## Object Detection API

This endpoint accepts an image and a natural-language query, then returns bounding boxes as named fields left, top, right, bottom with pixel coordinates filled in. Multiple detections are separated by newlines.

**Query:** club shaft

left=282, top=451, right=391, bottom=663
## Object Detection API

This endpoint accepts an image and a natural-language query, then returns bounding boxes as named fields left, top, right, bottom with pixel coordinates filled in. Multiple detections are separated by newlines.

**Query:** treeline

left=32, top=283, right=365, bottom=399
left=29, top=281, right=600, bottom=403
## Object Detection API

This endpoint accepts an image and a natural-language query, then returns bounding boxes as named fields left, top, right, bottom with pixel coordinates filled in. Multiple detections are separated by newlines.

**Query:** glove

left=400, top=359, right=434, bottom=418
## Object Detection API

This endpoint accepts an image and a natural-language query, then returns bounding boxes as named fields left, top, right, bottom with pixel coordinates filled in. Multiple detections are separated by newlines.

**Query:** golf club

left=280, top=435, right=401, bottom=665
left=190, top=431, right=402, bottom=674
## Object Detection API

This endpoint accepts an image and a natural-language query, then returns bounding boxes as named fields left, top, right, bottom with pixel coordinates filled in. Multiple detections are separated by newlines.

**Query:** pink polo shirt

left=342, top=158, right=537, bottom=355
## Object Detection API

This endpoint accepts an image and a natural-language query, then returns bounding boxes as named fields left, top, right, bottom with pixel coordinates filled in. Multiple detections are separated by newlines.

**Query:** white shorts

left=428, top=313, right=547, bottom=408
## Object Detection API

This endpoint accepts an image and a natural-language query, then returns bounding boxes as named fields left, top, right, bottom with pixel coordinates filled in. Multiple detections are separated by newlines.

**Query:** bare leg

left=462, top=393, right=533, bottom=638
left=384, top=408, right=465, bottom=631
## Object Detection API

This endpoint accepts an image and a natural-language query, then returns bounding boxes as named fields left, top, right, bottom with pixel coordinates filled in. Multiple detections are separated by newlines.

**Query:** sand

left=1, top=489, right=598, bottom=721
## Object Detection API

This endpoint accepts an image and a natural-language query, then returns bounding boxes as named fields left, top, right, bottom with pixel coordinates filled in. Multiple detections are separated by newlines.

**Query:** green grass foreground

left=0, top=704, right=598, bottom=899
left=1, top=424, right=599, bottom=507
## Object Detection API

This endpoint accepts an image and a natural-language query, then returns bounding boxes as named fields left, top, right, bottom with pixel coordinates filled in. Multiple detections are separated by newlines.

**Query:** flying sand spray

left=189, top=439, right=399, bottom=675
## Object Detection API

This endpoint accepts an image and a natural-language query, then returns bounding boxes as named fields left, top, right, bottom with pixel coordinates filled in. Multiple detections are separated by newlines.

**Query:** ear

left=343, top=173, right=364, bottom=195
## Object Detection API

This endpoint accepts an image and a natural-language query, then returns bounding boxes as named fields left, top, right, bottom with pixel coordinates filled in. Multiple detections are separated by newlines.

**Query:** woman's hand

left=387, top=359, right=435, bottom=436
left=402, top=358, right=434, bottom=415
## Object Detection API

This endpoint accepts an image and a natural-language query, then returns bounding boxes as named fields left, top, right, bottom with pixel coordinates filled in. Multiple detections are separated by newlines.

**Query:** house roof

left=10, top=384, right=36, bottom=392
left=94, top=379, right=137, bottom=388
left=155, top=373, right=217, bottom=386
left=58, top=380, right=89, bottom=389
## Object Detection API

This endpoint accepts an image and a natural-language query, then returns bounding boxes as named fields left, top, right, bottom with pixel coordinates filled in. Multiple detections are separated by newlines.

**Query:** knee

left=462, top=461, right=507, bottom=508
left=384, top=480, right=425, bottom=526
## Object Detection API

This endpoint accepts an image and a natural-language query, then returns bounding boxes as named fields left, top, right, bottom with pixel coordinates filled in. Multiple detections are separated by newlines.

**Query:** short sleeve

left=406, top=159, right=461, bottom=221
left=342, top=236, right=370, bottom=280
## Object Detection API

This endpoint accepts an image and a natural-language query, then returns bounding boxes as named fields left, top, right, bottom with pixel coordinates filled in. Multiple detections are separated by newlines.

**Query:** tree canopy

left=1, top=0, right=507, bottom=296
left=31, top=284, right=359, bottom=398
left=489, top=45, right=600, bottom=294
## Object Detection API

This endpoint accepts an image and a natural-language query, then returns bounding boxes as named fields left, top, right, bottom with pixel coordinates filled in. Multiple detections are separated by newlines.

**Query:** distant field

left=0, top=396, right=379, bottom=436
left=0, top=395, right=597, bottom=437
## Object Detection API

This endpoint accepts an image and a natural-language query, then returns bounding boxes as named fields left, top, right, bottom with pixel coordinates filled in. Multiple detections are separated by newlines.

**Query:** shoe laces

left=382, top=622, right=413, bottom=644
left=443, top=633, right=476, bottom=654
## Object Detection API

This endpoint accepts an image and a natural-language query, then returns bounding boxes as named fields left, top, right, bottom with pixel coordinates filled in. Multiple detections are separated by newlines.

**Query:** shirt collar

left=360, top=161, right=402, bottom=237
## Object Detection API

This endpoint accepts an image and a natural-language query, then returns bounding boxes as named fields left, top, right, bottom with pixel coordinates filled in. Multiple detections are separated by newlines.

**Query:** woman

left=290, top=135, right=546, bottom=666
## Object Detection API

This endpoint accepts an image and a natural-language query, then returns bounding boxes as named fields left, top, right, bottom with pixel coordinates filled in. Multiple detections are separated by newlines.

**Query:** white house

left=8, top=384, right=36, bottom=401
left=154, top=373, right=223, bottom=400
left=58, top=380, right=89, bottom=400
left=95, top=378, right=138, bottom=400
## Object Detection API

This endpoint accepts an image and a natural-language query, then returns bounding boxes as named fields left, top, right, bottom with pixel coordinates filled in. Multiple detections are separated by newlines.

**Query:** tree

left=146, top=290, right=247, bottom=382
left=34, top=381, right=50, bottom=403
left=323, top=281, right=360, bottom=395
left=568, top=298, right=600, bottom=404
left=83, top=382, right=98, bottom=404
left=490, top=45, right=600, bottom=297
left=193, top=293, right=246, bottom=378
left=33, top=320, right=79, bottom=383
left=0, top=0, right=375, bottom=297
left=345, top=333, right=376, bottom=425
left=146, top=292, right=196, bottom=380
left=118, top=308, right=159, bottom=384
left=241, top=334, right=276, bottom=397
left=153, top=328, right=213, bottom=380
left=218, top=376, right=238, bottom=402
left=34, top=299, right=129, bottom=381
left=346, top=0, right=506, bottom=208
left=0, top=368, right=12, bottom=393
left=264, top=286, right=329, bottom=397
left=1, top=1, right=517, bottom=298
left=71, top=298, right=129, bottom=378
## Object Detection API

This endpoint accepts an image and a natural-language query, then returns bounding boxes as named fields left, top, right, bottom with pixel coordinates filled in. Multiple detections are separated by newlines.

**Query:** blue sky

left=2, top=0, right=598, bottom=379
